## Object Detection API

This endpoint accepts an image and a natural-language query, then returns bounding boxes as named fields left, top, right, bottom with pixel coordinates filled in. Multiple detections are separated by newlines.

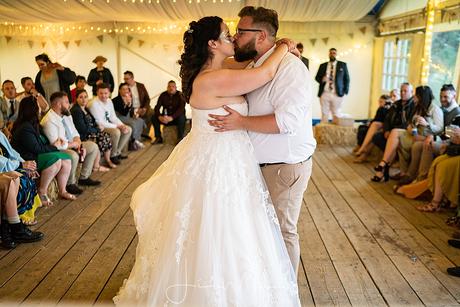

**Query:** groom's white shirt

left=246, top=46, right=316, bottom=164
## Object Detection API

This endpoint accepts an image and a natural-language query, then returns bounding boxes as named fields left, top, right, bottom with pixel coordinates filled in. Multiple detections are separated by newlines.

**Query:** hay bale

left=314, top=123, right=357, bottom=146
left=163, top=125, right=178, bottom=145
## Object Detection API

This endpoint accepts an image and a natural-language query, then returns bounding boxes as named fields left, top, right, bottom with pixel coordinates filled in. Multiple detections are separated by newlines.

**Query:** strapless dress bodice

left=190, top=103, right=248, bottom=134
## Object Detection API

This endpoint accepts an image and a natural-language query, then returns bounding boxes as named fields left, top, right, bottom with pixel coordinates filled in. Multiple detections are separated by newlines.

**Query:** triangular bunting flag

left=41, top=42, right=46, bottom=48
left=97, top=35, right=103, bottom=43
left=138, top=39, right=145, bottom=47
left=322, top=37, right=329, bottom=45
left=63, top=41, right=70, bottom=49
left=127, top=35, right=133, bottom=44
left=309, top=38, right=317, bottom=46
left=348, top=33, right=354, bottom=39
left=5, top=36, right=12, bottom=43
left=27, top=40, right=34, bottom=49
left=359, top=26, right=367, bottom=35
left=108, top=32, right=116, bottom=39
left=75, top=40, right=81, bottom=46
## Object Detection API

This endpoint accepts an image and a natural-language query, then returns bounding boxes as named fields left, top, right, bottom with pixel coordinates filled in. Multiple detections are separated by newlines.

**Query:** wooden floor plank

left=298, top=191, right=352, bottom=307
left=0, top=146, right=151, bottom=286
left=95, top=236, right=138, bottom=304
left=333, top=146, right=460, bottom=263
left=311, top=153, right=424, bottom=306
left=0, top=145, right=169, bottom=303
left=328, top=145, right=460, bottom=303
left=2, top=141, right=459, bottom=306
left=304, top=182, right=386, bottom=306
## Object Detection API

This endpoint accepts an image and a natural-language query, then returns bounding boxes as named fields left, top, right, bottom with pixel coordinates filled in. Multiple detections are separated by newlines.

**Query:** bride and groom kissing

left=114, top=5, right=316, bottom=306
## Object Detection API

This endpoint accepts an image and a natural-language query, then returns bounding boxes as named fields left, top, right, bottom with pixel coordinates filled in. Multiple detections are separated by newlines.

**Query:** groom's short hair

left=238, top=6, right=279, bottom=38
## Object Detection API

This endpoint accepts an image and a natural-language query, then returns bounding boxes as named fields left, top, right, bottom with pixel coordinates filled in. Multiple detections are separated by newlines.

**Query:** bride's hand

left=208, top=106, right=245, bottom=132
left=276, top=38, right=296, bottom=53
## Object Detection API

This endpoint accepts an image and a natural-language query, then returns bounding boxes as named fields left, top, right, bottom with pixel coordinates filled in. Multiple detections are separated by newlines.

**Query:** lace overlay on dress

left=113, top=103, right=300, bottom=306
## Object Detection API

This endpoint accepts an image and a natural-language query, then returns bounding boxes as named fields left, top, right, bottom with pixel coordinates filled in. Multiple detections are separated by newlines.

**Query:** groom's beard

left=234, top=39, right=258, bottom=62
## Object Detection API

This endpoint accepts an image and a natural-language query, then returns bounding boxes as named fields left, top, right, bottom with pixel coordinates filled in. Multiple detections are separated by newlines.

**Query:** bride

left=114, top=16, right=300, bottom=306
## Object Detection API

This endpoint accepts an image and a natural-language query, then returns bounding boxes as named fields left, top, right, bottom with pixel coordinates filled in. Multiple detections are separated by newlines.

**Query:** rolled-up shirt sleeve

left=270, top=58, right=312, bottom=135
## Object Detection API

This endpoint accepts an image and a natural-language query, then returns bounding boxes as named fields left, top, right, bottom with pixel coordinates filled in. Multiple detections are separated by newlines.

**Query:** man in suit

left=123, top=71, right=153, bottom=139
left=315, top=48, right=350, bottom=124
left=296, top=43, right=309, bottom=69
left=0, top=80, right=21, bottom=137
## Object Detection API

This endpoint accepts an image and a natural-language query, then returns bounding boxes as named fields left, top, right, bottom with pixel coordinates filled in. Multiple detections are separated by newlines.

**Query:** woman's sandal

left=93, top=165, right=110, bottom=172
left=417, top=201, right=441, bottom=212
left=22, top=218, right=38, bottom=226
left=38, top=194, right=53, bottom=207
left=371, top=160, right=390, bottom=182
left=60, top=192, right=77, bottom=201
left=447, top=217, right=460, bottom=227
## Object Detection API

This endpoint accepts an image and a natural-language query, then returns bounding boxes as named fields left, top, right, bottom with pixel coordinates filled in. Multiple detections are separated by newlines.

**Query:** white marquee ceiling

left=0, top=0, right=379, bottom=23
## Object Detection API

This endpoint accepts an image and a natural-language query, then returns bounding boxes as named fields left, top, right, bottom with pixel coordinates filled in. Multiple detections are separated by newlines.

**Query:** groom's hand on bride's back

left=208, top=106, right=245, bottom=132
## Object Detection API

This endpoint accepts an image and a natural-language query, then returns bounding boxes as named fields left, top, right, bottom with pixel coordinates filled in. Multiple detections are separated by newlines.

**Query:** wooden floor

left=1, top=143, right=460, bottom=306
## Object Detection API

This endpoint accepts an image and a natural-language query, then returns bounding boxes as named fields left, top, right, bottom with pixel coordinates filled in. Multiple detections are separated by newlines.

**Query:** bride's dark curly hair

left=179, top=16, right=223, bottom=102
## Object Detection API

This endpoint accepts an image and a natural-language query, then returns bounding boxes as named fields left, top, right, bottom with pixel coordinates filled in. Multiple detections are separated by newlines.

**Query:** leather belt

left=259, top=155, right=312, bottom=168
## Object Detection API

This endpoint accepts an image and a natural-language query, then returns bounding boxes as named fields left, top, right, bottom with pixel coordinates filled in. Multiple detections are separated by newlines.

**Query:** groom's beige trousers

left=261, top=158, right=313, bottom=276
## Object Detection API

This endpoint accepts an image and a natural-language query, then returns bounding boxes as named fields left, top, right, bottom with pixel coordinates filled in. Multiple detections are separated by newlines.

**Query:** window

left=382, top=38, right=411, bottom=92
left=428, top=29, right=460, bottom=97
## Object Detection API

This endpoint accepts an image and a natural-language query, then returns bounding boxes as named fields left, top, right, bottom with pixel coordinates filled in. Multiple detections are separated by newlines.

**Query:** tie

left=328, top=63, right=334, bottom=91
left=9, top=100, right=15, bottom=118
left=105, top=111, right=111, bottom=123
left=62, top=118, right=73, bottom=141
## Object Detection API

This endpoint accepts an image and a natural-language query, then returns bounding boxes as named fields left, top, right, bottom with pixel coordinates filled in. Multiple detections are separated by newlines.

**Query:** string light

left=421, top=0, right=436, bottom=84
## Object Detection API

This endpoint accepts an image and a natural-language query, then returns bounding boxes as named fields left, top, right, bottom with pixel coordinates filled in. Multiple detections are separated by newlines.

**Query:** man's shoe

left=448, top=239, right=460, bottom=249
left=111, top=156, right=121, bottom=165
left=66, top=184, right=83, bottom=195
left=151, top=137, right=163, bottom=145
left=447, top=266, right=460, bottom=277
left=141, top=134, right=152, bottom=141
left=134, top=140, right=145, bottom=149
left=10, top=222, right=44, bottom=243
left=119, top=154, right=128, bottom=160
left=1, top=221, right=16, bottom=249
left=78, top=177, right=101, bottom=186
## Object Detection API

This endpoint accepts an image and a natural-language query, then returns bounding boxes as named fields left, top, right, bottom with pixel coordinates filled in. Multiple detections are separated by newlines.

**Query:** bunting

left=127, top=35, right=133, bottom=44
left=138, top=39, right=145, bottom=47
left=63, top=41, right=70, bottom=48
left=322, top=37, right=329, bottom=45
left=309, top=38, right=317, bottom=46
left=96, top=35, right=103, bottom=43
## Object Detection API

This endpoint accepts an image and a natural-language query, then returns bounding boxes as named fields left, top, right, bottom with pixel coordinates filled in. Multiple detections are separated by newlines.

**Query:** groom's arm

left=208, top=106, right=280, bottom=133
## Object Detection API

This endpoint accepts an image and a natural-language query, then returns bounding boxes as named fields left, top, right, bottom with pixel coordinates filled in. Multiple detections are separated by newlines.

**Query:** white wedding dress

left=114, top=103, right=300, bottom=307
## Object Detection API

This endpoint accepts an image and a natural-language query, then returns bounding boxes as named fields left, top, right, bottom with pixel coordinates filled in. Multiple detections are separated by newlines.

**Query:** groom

left=209, top=6, right=316, bottom=276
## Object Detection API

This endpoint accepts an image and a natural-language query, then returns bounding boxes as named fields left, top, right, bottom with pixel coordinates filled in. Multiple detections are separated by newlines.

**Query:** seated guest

left=398, top=84, right=460, bottom=185
left=372, top=85, right=443, bottom=182
left=123, top=71, right=153, bottom=138
left=70, top=75, right=87, bottom=104
left=34, top=53, right=76, bottom=102
left=11, top=96, right=74, bottom=205
left=0, top=129, right=42, bottom=226
left=151, top=80, right=186, bottom=144
left=89, top=83, right=132, bottom=164
left=41, top=92, right=101, bottom=194
left=371, top=83, right=415, bottom=152
left=16, top=77, right=49, bottom=113
left=113, top=83, right=145, bottom=150
left=416, top=126, right=460, bottom=212
left=354, top=94, right=392, bottom=163
left=389, top=88, right=400, bottom=102
left=71, top=89, right=116, bottom=170
left=0, top=171, right=43, bottom=249
left=87, top=56, right=115, bottom=96
left=0, top=80, right=21, bottom=137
